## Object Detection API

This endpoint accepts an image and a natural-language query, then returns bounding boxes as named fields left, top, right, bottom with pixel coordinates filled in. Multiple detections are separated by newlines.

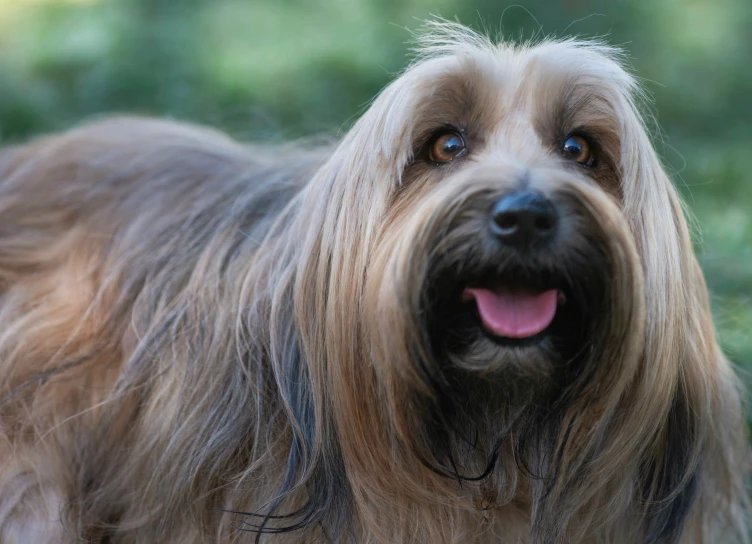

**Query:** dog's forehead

left=417, top=43, right=621, bottom=108
left=404, top=41, right=630, bottom=155
left=444, top=41, right=627, bottom=96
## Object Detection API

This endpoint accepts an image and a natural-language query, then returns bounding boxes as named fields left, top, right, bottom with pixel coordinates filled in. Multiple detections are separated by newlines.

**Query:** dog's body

left=0, top=25, right=749, bottom=543
left=0, top=119, right=324, bottom=542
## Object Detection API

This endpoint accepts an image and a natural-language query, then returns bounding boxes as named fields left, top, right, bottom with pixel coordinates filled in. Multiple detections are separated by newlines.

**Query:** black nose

left=491, top=190, right=558, bottom=248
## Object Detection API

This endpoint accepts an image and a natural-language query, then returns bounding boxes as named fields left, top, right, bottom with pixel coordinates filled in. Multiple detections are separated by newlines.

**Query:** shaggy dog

left=0, top=23, right=748, bottom=543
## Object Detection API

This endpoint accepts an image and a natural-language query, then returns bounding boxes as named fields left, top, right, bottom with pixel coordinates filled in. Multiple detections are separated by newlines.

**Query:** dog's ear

left=266, top=69, right=430, bottom=539
left=639, top=385, right=699, bottom=543
left=616, top=82, right=749, bottom=541
left=249, top=94, right=418, bottom=530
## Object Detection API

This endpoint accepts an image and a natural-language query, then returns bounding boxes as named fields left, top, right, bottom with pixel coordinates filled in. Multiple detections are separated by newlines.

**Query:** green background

left=1, top=0, right=750, bottom=384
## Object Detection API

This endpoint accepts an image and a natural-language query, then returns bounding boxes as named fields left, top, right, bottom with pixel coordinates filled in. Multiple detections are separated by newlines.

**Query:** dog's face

left=401, top=47, right=624, bottom=378
left=354, top=38, right=646, bottom=396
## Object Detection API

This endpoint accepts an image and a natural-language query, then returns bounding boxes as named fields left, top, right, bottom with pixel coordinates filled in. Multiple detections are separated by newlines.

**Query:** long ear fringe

left=617, top=74, right=750, bottom=542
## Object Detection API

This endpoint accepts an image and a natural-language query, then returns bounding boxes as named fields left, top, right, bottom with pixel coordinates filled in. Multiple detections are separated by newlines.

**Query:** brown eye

left=562, top=135, right=594, bottom=166
left=429, top=131, right=466, bottom=163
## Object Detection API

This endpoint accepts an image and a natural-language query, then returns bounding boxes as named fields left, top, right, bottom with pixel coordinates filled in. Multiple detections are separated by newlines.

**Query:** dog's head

left=365, top=39, right=644, bottom=383
left=330, top=29, right=653, bottom=393
left=276, top=23, right=746, bottom=542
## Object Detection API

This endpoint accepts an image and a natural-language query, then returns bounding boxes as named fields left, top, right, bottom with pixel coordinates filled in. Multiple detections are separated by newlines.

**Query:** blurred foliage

left=0, top=0, right=751, bottom=377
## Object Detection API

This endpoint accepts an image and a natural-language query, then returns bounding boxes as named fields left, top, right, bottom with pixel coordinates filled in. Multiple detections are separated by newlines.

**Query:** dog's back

left=0, top=117, right=316, bottom=542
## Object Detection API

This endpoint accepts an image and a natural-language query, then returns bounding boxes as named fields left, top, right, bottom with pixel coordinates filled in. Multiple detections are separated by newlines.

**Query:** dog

left=0, top=22, right=748, bottom=543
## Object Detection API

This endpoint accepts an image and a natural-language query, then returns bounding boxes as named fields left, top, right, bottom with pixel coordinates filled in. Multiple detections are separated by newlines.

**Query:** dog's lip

left=462, top=286, right=566, bottom=340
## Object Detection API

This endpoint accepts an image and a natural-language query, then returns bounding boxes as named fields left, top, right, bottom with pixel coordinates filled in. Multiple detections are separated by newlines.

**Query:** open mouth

left=462, top=285, right=566, bottom=343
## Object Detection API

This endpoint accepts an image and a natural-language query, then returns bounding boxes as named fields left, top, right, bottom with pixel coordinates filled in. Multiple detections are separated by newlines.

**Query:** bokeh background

left=0, top=0, right=750, bottom=381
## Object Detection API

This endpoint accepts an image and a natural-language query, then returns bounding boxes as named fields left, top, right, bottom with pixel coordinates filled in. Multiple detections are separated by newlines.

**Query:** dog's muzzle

left=463, top=189, right=563, bottom=340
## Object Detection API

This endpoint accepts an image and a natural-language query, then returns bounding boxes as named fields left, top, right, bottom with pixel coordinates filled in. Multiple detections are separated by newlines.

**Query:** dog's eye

left=562, top=135, right=594, bottom=166
left=429, top=131, right=466, bottom=163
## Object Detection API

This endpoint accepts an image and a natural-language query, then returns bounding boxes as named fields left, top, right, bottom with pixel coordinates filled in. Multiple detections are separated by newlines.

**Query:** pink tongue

left=463, top=288, right=558, bottom=339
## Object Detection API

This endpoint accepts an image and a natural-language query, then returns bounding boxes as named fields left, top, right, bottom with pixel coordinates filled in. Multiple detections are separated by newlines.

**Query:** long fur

left=0, top=22, right=748, bottom=543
